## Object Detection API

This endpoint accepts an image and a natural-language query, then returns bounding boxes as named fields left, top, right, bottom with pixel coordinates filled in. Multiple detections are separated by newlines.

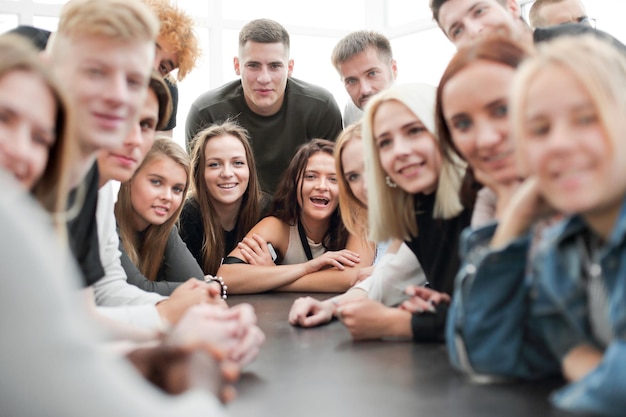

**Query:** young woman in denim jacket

left=446, top=35, right=626, bottom=416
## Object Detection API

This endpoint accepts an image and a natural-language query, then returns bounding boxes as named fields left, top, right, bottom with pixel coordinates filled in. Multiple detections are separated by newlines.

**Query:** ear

left=390, top=59, right=398, bottom=80
left=507, top=0, right=521, bottom=18
left=287, top=59, right=294, bottom=77
left=234, top=56, right=241, bottom=76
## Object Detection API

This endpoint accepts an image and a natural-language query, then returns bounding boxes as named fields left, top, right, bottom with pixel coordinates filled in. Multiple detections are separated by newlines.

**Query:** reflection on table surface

left=227, top=292, right=575, bottom=417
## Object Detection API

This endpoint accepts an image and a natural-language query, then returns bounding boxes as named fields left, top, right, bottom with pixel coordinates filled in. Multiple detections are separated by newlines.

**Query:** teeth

left=219, top=183, right=237, bottom=189
left=485, top=150, right=512, bottom=163
left=311, top=197, right=329, bottom=205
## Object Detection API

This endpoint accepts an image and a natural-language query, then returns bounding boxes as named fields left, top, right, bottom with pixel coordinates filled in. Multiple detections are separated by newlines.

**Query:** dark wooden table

left=227, top=292, right=577, bottom=417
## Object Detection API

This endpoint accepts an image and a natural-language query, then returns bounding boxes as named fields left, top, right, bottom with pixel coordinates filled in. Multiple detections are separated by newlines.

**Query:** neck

left=300, top=214, right=329, bottom=244
left=583, top=206, right=621, bottom=243
left=70, top=151, right=98, bottom=190
left=211, top=198, right=243, bottom=231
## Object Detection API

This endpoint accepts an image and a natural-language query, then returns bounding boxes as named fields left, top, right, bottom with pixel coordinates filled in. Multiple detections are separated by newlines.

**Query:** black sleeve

left=410, top=303, right=448, bottom=343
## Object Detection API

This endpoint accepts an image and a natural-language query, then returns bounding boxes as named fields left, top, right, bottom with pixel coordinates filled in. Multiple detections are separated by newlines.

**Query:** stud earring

left=385, top=176, right=397, bottom=188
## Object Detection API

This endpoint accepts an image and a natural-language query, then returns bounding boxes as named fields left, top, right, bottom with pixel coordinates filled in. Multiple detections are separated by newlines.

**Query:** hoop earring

left=385, top=176, right=397, bottom=188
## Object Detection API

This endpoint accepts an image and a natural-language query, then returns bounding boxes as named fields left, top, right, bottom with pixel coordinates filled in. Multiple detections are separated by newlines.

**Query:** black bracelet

left=205, top=275, right=227, bottom=300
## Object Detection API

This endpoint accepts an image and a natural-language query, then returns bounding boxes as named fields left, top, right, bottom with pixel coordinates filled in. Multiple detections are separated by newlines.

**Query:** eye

left=32, top=132, right=54, bottom=149
left=85, top=67, right=104, bottom=77
left=575, top=112, right=598, bottom=126
left=527, top=120, right=550, bottom=138
left=207, top=161, right=221, bottom=168
left=408, top=125, right=427, bottom=136
left=271, top=63, right=283, bottom=70
left=451, top=117, right=472, bottom=132
left=140, top=119, right=156, bottom=132
left=233, top=160, right=246, bottom=167
left=247, top=63, right=260, bottom=69
left=328, top=176, right=338, bottom=184
left=158, top=63, right=168, bottom=76
left=450, top=25, right=464, bottom=40
left=474, top=6, right=486, bottom=17
left=493, top=104, right=508, bottom=118
left=150, top=178, right=161, bottom=186
left=173, top=185, right=184, bottom=194
left=127, top=76, right=144, bottom=90
left=345, top=78, right=357, bottom=87
left=367, top=70, right=379, bottom=78
left=304, top=173, right=316, bottom=180
left=0, top=108, right=12, bottom=123
left=346, top=173, right=361, bottom=182
left=377, top=137, right=392, bottom=149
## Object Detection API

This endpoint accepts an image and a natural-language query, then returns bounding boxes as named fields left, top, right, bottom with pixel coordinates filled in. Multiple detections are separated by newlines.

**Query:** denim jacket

left=446, top=202, right=626, bottom=416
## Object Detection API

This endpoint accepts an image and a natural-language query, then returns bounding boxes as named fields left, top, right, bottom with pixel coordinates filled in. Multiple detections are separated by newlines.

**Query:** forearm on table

left=218, top=263, right=307, bottom=294
left=275, top=267, right=359, bottom=293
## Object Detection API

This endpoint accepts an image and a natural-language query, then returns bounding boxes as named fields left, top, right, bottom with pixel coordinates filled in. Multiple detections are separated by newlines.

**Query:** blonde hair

left=144, top=0, right=200, bottom=80
left=188, top=120, right=262, bottom=275
left=116, top=138, right=190, bottom=281
left=53, top=0, right=159, bottom=50
left=511, top=35, right=626, bottom=177
left=363, top=83, right=466, bottom=242
left=334, top=123, right=373, bottom=254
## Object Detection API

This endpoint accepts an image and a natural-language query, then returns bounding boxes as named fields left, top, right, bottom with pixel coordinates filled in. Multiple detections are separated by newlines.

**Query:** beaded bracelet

left=205, top=275, right=228, bottom=300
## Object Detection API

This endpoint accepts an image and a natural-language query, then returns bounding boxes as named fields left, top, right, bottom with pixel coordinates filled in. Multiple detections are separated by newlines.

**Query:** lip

left=397, top=161, right=425, bottom=177
left=93, top=112, right=125, bottom=130
left=218, top=182, right=239, bottom=190
left=255, top=88, right=274, bottom=96
left=110, top=153, right=137, bottom=168
left=310, top=195, right=331, bottom=208
left=152, top=205, right=170, bottom=216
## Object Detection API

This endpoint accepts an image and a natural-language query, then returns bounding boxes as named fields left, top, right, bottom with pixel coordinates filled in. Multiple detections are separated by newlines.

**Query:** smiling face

left=297, top=152, right=339, bottom=223
left=234, top=41, right=294, bottom=116
left=0, top=70, right=56, bottom=190
left=373, top=100, right=441, bottom=195
left=521, top=65, right=625, bottom=225
left=97, top=88, right=160, bottom=184
left=52, top=35, right=153, bottom=157
left=438, top=0, right=521, bottom=48
left=341, top=138, right=368, bottom=207
left=442, top=60, right=518, bottom=186
left=203, top=134, right=250, bottom=211
left=338, top=47, right=397, bottom=110
left=129, top=155, right=187, bottom=231
left=154, top=36, right=179, bottom=76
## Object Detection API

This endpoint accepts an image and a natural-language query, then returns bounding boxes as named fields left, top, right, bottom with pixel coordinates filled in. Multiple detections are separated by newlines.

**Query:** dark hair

left=5, top=25, right=51, bottom=51
left=148, top=70, right=172, bottom=131
left=239, top=18, right=289, bottom=50
left=272, top=139, right=348, bottom=251
left=430, top=0, right=508, bottom=23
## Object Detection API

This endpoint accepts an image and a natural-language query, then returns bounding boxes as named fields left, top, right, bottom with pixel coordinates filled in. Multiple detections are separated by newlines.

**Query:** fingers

left=288, top=297, right=318, bottom=325
left=400, top=297, right=436, bottom=313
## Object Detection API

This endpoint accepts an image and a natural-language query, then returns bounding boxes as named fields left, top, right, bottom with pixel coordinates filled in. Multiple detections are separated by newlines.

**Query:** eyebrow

left=447, top=2, right=484, bottom=35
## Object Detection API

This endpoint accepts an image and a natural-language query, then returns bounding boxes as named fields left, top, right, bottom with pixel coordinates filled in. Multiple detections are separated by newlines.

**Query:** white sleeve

left=0, top=174, right=227, bottom=417
left=94, top=183, right=166, bottom=330
left=356, top=242, right=426, bottom=306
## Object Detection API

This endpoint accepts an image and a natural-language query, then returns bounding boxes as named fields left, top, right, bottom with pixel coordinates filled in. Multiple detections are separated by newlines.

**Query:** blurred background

left=0, top=0, right=621, bottom=149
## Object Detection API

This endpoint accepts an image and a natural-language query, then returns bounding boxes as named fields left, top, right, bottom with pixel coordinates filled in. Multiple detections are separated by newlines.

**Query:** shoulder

left=190, top=80, right=243, bottom=110
left=287, top=78, right=336, bottom=103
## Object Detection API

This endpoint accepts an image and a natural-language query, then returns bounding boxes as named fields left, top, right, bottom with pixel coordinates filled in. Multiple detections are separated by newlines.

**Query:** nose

left=257, top=66, right=271, bottom=84
left=465, top=20, right=484, bottom=41
left=315, top=176, right=330, bottom=190
left=103, top=72, right=129, bottom=106
left=159, top=187, right=172, bottom=201
left=476, top=119, right=503, bottom=150
left=546, top=120, right=575, bottom=152
left=391, top=136, right=411, bottom=158
left=220, top=163, right=233, bottom=177
left=359, top=80, right=374, bottom=97
left=123, top=123, right=142, bottom=148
